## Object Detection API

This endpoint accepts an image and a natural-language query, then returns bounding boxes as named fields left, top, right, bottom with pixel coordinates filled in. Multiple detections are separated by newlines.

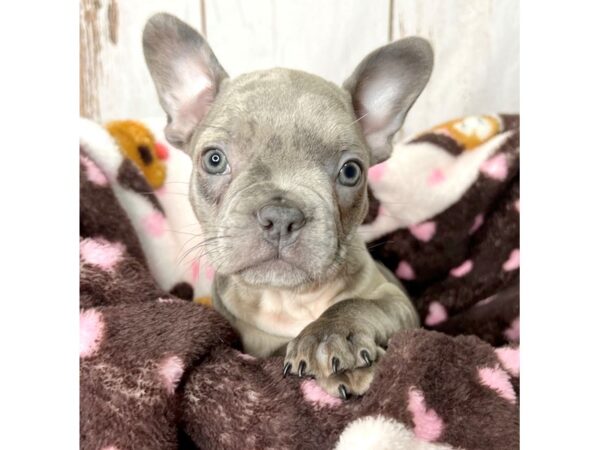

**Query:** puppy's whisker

left=177, top=237, right=227, bottom=264
left=178, top=233, right=206, bottom=253
left=169, top=225, right=246, bottom=247
left=188, top=248, right=233, bottom=274
left=198, top=224, right=249, bottom=232
left=350, top=112, right=369, bottom=125
left=365, top=240, right=397, bottom=250
left=138, top=191, right=190, bottom=196
left=181, top=247, right=227, bottom=268
left=188, top=230, right=252, bottom=270
left=176, top=232, right=252, bottom=266
left=179, top=222, right=204, bottom=229
left=178, top=242, right=230, bottom=266
left=164, top=229, right=202, bottom=236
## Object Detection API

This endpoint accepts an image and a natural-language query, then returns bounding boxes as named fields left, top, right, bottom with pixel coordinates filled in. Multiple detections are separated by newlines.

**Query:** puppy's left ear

left=344, top=37, right=433, bottom=164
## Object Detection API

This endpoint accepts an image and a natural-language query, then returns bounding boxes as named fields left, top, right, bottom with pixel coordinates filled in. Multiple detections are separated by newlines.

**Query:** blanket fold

left=80, top=113, right=519, bottom=450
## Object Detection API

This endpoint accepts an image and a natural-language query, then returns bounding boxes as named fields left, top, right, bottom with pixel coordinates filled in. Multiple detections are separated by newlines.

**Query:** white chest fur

left=252, top=280, right=346, bottom=337
left=223, top=278, right=347, bottom=348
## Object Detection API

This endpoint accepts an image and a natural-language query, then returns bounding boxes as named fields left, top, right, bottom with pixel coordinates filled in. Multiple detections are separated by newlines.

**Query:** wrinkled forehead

left=191, top=68, right=367, bottom=163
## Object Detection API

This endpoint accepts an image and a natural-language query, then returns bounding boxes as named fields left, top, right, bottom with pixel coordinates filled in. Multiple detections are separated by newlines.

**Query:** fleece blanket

left=80, top=113, right=519, bottom=450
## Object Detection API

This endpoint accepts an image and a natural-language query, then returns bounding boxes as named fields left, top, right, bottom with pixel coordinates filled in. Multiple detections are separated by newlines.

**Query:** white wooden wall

left=80, top=0, right=519, bottom=137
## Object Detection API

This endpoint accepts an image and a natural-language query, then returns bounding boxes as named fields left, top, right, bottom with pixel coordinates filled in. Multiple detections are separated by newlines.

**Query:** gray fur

left=143, top=13, right=432, bottom=398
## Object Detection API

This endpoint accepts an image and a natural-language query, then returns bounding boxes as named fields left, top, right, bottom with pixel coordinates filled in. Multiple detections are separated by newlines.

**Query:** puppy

left=143, top=13, right=433, bottom=399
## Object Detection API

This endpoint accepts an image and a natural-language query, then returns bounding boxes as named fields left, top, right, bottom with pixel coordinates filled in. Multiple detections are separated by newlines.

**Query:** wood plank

left=204, top=0, right=390, bottom=85
left=80, top=0, right=102, bottom=119
left=81, top=0, right=518, bottom=138
left=79, top=0, right=204, bottom=122
left=392, top=0, right=520, bottom=137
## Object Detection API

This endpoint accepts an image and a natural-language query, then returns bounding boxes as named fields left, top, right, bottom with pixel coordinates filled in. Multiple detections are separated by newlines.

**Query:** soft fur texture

left=80, top=113, right=519, bottom=449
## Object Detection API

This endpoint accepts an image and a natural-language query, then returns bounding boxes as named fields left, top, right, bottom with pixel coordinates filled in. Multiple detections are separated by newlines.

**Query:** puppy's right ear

left=143, top=13, right=228, bottom=150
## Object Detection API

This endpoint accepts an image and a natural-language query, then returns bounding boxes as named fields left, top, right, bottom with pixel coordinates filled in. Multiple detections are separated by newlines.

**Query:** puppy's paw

left=283, top=320, right=384, bottom=398
left=316, top=363, right=379, bottom=399
left=284, top=323, right=378, bottom=378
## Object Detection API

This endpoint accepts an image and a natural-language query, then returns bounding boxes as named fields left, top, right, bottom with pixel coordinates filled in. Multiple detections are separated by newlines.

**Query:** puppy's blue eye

left=202, top=148, right=230, bottom=175
left=338, top=160, right=362, bottom=186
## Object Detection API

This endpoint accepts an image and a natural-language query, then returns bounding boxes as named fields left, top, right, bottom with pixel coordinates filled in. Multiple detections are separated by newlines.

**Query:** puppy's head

left=143, top=13, right=433, bottom=289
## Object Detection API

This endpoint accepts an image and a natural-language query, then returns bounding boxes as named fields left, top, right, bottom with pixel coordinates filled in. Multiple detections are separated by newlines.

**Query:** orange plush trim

left=430, top=115, right=501, bottom=150
left=105, top=120, right=167, bottom=189
left=194, top=296, right=213, bottom=307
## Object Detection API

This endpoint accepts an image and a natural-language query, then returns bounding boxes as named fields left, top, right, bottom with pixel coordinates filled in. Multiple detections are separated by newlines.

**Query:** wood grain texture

left=204, top=0, right=389, bottom=85
left=80, top=0, right=102, bottom=119
left=79, top=0, right=519, bottom=137
left=391, top=0, right=520, bottom=138
left=79, top=0, right=203, bottom=122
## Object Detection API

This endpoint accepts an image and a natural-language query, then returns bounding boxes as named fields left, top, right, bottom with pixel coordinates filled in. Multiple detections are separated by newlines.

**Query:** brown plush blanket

left=80, top=113, right=519, bottom=450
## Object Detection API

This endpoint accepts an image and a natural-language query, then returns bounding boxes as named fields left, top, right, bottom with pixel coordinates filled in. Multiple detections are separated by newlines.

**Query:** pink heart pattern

left=409, top=221, right=437, bottom=242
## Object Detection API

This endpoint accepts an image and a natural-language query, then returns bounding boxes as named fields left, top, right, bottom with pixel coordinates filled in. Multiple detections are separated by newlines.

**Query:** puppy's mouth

left=247, top=257, right=297, bottom=272
left=234, top=253, right=313, bottom=288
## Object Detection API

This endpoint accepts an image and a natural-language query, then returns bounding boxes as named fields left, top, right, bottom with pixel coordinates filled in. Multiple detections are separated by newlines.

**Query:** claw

left=298, top=360, right=306, bottom=377
left=332, top=357, right=340, bottom=374
left=361, top=350, right=372, bottom=367
left=283, top=362, right=292, bottom=377
left=338, top=384, right=348, bottom=400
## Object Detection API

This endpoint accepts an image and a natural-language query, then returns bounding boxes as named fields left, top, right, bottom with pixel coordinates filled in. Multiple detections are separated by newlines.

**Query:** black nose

left=257, top=200, right=306, bottom=246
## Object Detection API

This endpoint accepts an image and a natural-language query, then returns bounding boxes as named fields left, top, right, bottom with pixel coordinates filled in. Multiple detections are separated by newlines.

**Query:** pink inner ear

left=166, top=77, right=215, bottom=147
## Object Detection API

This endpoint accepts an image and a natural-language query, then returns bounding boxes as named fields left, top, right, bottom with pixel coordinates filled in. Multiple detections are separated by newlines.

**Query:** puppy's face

left=187, top=70, right=370, bottom=288
left=143, top=14, right=433, bottom=289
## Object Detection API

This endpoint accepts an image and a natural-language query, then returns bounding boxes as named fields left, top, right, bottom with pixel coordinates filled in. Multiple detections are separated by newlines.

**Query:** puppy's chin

left=237, top=259, right=312, bottom=289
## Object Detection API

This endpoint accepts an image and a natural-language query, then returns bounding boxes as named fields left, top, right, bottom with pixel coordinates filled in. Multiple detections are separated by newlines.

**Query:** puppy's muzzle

left=256, top=198, right=306, bottom=248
